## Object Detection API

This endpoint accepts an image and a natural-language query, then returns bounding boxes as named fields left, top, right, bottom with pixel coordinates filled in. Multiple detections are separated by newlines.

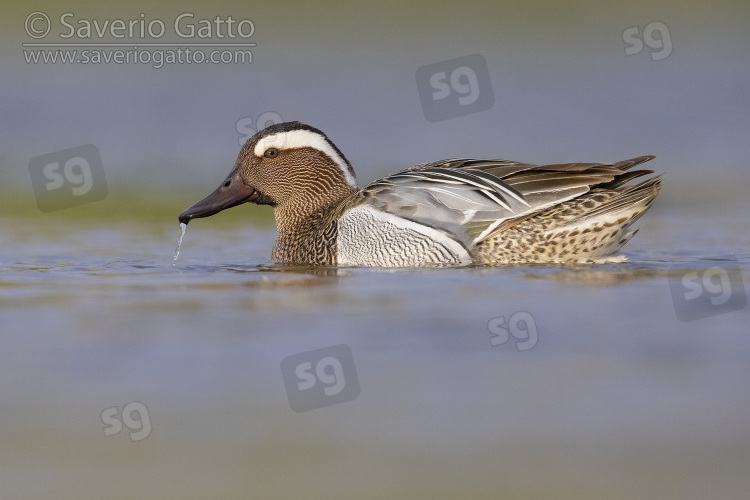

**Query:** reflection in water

left=222, top=262, right=353, bottom=278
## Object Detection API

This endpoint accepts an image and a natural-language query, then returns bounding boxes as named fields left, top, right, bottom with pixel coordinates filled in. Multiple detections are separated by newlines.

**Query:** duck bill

left=178, top=170, right=258, bottom=224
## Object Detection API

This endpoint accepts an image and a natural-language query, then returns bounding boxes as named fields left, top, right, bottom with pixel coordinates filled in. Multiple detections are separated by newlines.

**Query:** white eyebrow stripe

left=253, top=129, right=357, bottom=188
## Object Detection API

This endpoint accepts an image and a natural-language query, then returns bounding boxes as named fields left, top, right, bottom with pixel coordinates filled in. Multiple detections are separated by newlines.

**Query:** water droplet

left=173, top=223, right=187, bottom=263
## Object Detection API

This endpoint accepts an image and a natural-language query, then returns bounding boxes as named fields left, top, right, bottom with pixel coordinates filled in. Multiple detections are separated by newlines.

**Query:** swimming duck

left=179, top=121, right=662, bottom=266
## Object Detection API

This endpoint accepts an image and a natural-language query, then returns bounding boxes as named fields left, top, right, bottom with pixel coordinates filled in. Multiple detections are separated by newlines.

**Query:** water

left=1, top=198, right=749, bottom=499
left=173, top=222, right=187, bottom=263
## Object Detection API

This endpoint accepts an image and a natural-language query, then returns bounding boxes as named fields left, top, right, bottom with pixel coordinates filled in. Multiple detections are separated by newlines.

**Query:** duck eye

left=264, top=147, right=279, bottom=158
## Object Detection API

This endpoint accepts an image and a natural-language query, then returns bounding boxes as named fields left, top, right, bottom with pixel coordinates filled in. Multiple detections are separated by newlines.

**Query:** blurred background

left=2, top=0, right=749, bottom=192
left=1, top=1, right=749, bottom=499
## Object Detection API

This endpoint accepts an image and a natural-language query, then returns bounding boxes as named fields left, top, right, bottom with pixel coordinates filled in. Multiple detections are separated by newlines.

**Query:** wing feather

left=356, top=156, right=656, bottom=246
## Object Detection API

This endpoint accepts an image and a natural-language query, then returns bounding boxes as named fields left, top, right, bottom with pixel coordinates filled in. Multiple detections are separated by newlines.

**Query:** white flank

left=337, top=205, right=472, bottom=266
left=373, top=209, right=472, bottom=264
left=253, top=129, right=357, bottom=188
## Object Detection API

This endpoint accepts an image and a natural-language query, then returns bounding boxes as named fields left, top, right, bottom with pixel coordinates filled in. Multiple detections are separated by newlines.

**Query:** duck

left=179, top=121, right=662, bottom=266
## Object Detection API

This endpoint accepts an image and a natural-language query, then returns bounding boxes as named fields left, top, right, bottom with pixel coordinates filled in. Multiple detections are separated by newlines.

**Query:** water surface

left=1, top=199, right=749, bottom=500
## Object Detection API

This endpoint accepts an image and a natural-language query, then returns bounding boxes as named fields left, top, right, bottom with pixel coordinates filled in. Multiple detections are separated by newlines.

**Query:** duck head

left=179, top=121, right=357, bottom=232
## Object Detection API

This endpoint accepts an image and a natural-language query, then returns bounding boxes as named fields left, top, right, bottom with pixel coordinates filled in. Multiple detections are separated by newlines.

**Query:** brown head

left=179, top=121, right=358, bottom=233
